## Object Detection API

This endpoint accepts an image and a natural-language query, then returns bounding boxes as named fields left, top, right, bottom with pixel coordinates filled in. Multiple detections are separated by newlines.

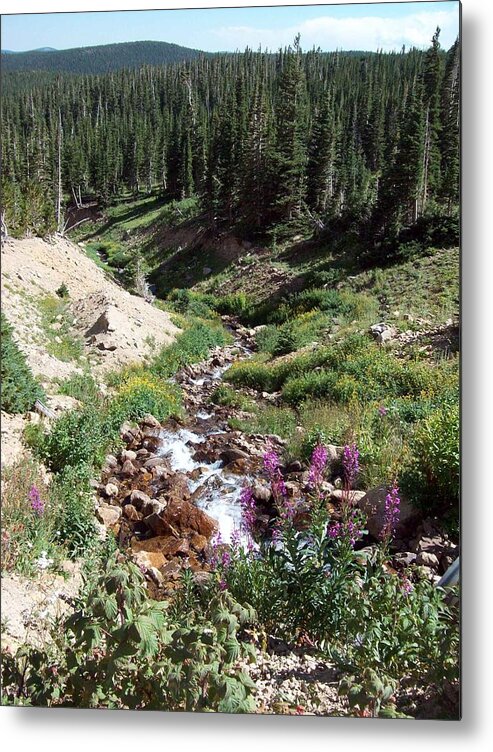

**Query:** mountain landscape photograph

left=1, top=1, right=460, bottom=721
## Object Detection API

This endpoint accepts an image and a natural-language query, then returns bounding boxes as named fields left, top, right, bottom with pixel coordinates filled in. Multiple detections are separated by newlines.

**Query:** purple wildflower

left=400, top=575, right=413, bottom=596
left=327, top=510, right=364, bottom=548
left=378, top=405, right=388, bottom=417
left=381, top=484, right=401, bottom=541
left=308, top=444, right=328, bottom=488
left=328, top=522, right=342, bottom=539
left=230, top=528, right=241, bottom=551
left=240, top=485, right=257, bottom=533
left=263, top=449, right=281, bottom=479
left=29, top=485, right=44, bottom=516
left=342, top=443, right=359, bottom=486
left=218, top=578, right=228, bottom=592
left=221, top=549, right=232, bottom=569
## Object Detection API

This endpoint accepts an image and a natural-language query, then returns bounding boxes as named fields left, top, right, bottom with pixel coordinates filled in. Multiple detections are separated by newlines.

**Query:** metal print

left=0, top=1, right=460, bottom=719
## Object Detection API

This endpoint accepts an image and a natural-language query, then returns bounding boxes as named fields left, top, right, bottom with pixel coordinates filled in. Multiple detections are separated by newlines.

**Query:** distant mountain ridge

left=1, top=40, right=209, bottom=74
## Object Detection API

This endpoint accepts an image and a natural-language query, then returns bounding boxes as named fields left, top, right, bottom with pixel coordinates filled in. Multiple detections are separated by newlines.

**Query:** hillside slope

left=0, top=40, right=209, bottom=74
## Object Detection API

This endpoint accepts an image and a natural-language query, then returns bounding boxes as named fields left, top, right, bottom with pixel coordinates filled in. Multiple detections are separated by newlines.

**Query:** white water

left=158, top=425, right=248, bottom=544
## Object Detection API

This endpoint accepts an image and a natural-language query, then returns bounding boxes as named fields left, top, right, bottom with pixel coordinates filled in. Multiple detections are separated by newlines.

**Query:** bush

left=1, top=313, right=44, bottom=413
left=151, top=320, right=229, bottom=378
left=110, top=372, right=182, bottom=425
left=49, top=463, right=97, bottom=558
left=400, top=402, right=459, bottom=516
left=1, top=554, right=257, bottom=712
left=56, top=372, right=99, bottom=404
left=39, top=404, right=108, bottom=472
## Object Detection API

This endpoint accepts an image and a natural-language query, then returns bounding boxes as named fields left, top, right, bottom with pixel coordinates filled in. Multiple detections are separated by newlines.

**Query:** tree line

left=1, top=31, right=459, bottom=246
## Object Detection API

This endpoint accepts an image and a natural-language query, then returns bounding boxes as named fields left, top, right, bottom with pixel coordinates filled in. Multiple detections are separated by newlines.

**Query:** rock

left=121, top=449, right=137, bottom=462
left=142, top=414, right=161, bottom=428
left=136, top=448, right=151, bottom=459
left=129, top=489, right=152, bottom=510
left=132, top=550, right=166, bottom=571
left=144, top=499, right=217, bottom=539
left=96, top=505, right=122, bottom=528
left=190, top=533, right=208, bottom=553
left=286, top=460, right=303, bottom=473
left=393, top=552, right=417, bottom=567
left=144, top=456, right=169, bottom=469
left=123, top=504, right=141, bottom=521
left=330, top=489, right=366, bottom=504
left=104, top=482, right=119, bottom=498
left=161, top=559, right=182, bottom=580
left=253, top=481, right=272, bottom=504
left=121, top=459, right=137, bottom=477
left=141, top=498, right=166, bottom=517
left=416, top=551, right=440, bottom=569
left=219, top=447, right=249, bottom=464
left=133, top=536, right=191, bottom=558
left=105, top=454, right=118, bottom=469
left=357, top=485, right=418, bottom=540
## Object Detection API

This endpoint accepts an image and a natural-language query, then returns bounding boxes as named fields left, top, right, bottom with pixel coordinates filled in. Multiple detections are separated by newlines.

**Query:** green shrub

left=400, top=402, right=459, bottom=516
left=49, top=463, right=97, bottom=558
left=1, top=554, right=257, bottom=712
left=109, top=372, right=182, bottom=426
left=151, top=320, right=229, bottom=378
left=39, top=404, right=108, bottom=472
left=56, top=372, right=99, bottom=404
left=1, top=312, right=44, bottom=413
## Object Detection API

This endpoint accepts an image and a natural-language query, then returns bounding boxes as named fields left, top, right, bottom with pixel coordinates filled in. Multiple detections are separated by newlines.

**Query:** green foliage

left=39, top=405, right=108, bottom=473
left=55, top=283, right=69, bottom=299
left=400, top=402, right=460, bottom=516
left=56, top=372, right=99, bottom=404
left=151, top=320, right=230, bottom=379
left=49, top=464, right=97, bottom=558
left=37, top=295, right=84, bottom=362
left=1, top=312, right=44, bottom=413
left=1, top=554, right=257, bottom=712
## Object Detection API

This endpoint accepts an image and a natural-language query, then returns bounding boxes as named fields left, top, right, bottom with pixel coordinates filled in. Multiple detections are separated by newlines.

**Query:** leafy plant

left=1, top=554, right=257, bottom=712
left=1, top=312, right=44, bottom=413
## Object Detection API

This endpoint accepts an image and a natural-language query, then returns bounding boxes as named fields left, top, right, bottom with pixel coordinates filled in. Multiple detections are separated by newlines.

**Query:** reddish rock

left=144, top=498, right=217, bottom=539
left=123, top=504, right=142, bottom=521
left=144, top=456, right=170, bottom=469
left=330, top=489, right=366, bottom=505
left=132, top=550, right=166, bottom=571
left=190, top=533, right=208, bottom=552
left=132, top=535, right=190, bottom=558
left=142, top=413, right=161, bottom=428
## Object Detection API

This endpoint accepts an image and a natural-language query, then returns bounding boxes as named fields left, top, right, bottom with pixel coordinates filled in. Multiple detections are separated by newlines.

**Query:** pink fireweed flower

left=308, top=444, right=328, bottom=488
left=327, top=510, right=364, bottom=548
left=342, top=444, right=359, bottom=486
left=400, top=574, right=413, bottom=596
left=29, top=485, right=44, bottom=516
left=378, top=405, right=388, bottom=417
left=221, top=549, right=232, bottom=569
left=381, top=483, right=401, bottom=542
left=219, top=578, right=228, bottom=592
left=240, top=485, right=257, bottom=533
left=263, top=449, right=281, bottom=478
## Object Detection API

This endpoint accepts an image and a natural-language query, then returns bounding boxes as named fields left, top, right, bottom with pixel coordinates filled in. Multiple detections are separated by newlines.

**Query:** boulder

left=121, top=449, right=137, bottom=462
left=105, top=454, right=119, bottom=469
left=104, top=482, right=119, bottom=498
left=219, top=447, right=249, bottom=464
left=132, top=550, right=166, bottom=571
left=190, top=533, right=208, bottom=553
left=330, top=489, right=366, bottom=505
left=96, top=504, right=122, bottom=528
left=416, top=551, right=440, bottom=569
left=357, top=485, right=418, bottom=540
left=144, top=498, right=217, bottom=539
left=123, top=504, right=142, bottom=521
left=142, top=414, right=161, bottom=429
left=129, top=489, right=152, bottom=510
left=121, top=459, right=137, bottom=477
left=144, top=456, right=170, bottom=469
left=252, top=481, right=272, bottom=504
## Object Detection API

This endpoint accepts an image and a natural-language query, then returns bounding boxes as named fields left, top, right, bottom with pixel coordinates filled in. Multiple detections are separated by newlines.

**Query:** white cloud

left=212, top=10, right=459, bottom=52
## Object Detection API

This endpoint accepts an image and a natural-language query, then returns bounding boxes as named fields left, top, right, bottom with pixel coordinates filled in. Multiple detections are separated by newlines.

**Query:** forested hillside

left=0, top=40, right=209, bottom=75
left=1, top=32, right=459, bottom=253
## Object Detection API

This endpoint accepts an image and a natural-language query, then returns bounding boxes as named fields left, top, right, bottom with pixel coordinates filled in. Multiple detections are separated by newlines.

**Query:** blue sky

left=1, top=2, right=460, bottom=54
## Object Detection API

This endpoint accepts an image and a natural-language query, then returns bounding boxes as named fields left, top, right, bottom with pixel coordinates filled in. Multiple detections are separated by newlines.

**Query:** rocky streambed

left=94, top=317, right=458, bottom=599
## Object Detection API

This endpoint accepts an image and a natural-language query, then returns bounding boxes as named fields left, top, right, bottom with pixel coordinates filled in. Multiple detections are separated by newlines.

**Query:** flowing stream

left=156, top=329, right=255, bottom=544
